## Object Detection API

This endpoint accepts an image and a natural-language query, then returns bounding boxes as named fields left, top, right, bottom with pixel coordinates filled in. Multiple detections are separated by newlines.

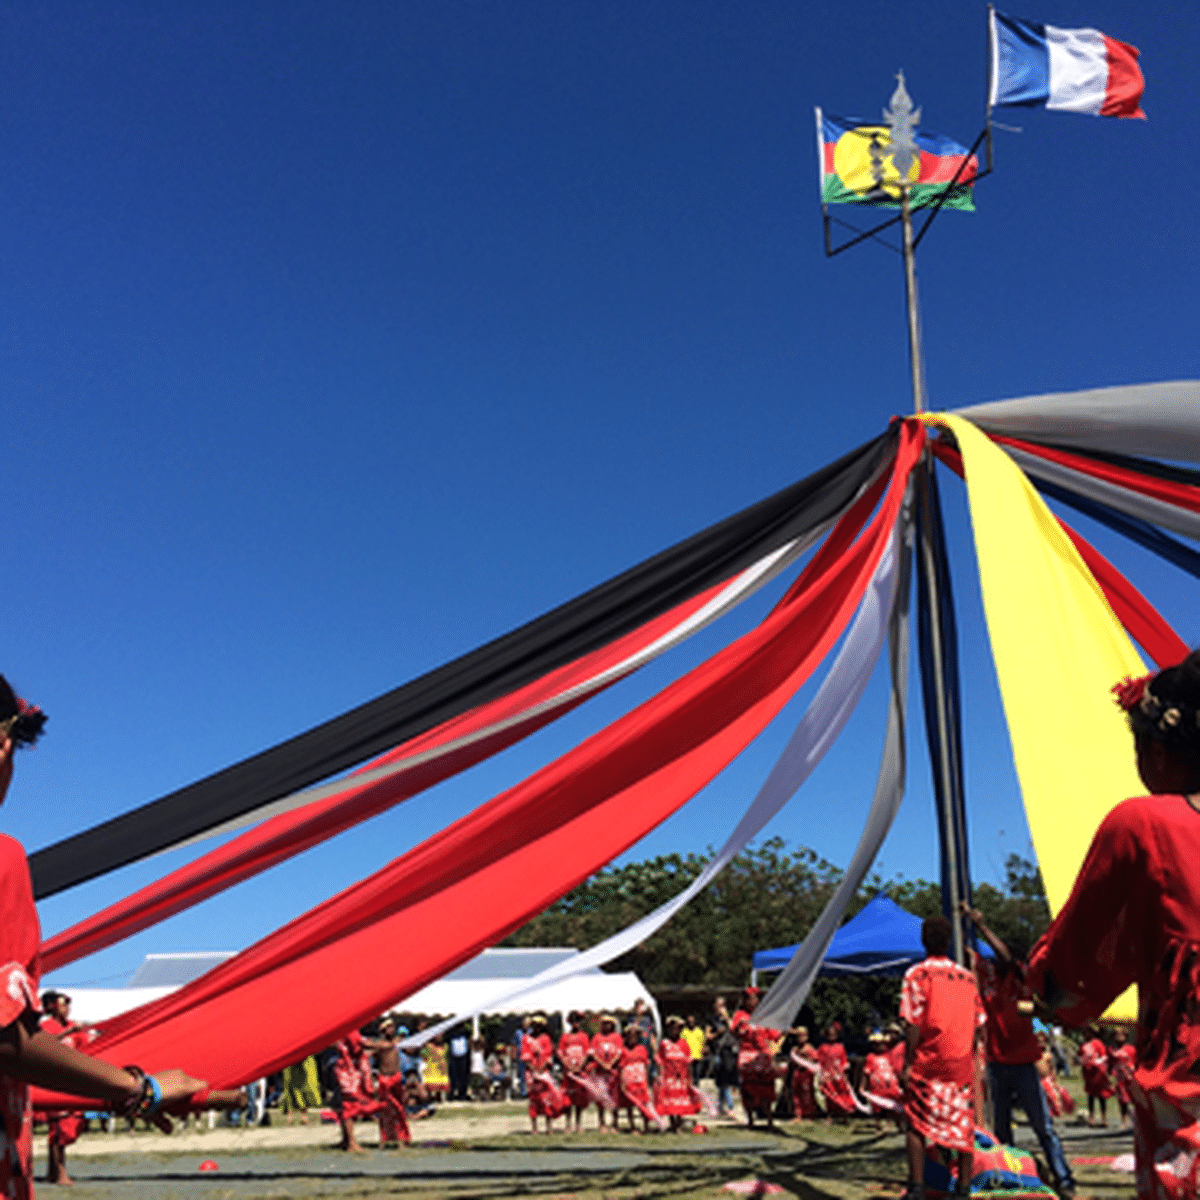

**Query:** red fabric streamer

left=41, top=570, right=762, bottom=973
left=32, top=423, right=924, bottom=1103
left=991, top=436, right=1200, bottom=515
left=931, top=441, right=1187, bottom=669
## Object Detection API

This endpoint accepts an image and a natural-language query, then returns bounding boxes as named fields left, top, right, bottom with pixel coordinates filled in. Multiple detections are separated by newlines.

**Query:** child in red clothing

left=655, top=1016, right=702, bottom=1131
left=618, top=1024, right=661, bottom=1132
left=1079, top=1028, right=1114, bottom=1127
left=591, top=1014, right=623, bottom=1131
left=557, top=1011, right=593, bottom=1132
left=522, top=1014, right=568, bottom=1133
left=816, top=1023, right=859, bottom=1118
left=1035, top=1033, right=1074, bottom=1119
left=789, top=1026, right=821, bottom=1120
left=732, top=988, right=779, bottom=1130
left=1110, top=1027, right=1137, bottom=1129
left=861, top=1032, right=903, bottom=1125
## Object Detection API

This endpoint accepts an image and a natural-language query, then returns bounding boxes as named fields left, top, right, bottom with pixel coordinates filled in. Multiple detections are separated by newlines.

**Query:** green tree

left=503, top=842, right=1052, bottom=998
left=503, top=838, right=843, bottom=986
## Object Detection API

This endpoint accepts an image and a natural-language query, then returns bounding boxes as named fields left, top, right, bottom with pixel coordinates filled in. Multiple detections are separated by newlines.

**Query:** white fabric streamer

left=401, top=508, right=905, bottom=1051
left=751, top=485, right=913, bottom=1032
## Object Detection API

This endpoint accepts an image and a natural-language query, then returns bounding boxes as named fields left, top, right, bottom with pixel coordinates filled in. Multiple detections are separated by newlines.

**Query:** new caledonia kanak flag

left=816, top=112, right=979, bottom=212
left=989, top=10, right=1145, bottom=119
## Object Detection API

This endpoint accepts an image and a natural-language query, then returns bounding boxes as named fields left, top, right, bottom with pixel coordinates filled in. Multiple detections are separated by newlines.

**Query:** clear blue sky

left=2, top=2, right=1194, bottom=989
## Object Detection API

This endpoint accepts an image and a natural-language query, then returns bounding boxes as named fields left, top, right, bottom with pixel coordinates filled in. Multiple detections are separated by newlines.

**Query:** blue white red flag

left=988, top=10, right=1145, bottom=119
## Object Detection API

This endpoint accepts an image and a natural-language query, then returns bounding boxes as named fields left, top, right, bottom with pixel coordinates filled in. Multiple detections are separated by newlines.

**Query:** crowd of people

left=4, top=636, right=1200, bottom=1200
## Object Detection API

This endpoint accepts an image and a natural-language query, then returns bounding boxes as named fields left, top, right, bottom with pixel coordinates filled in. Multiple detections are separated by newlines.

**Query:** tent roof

left=752, top=894, right=990, bottom=977
left=126, top=952, right=236, bottom=988
left=400, top=970, right=657, bottom=1024
left=442, top=947, right=602, bottom=981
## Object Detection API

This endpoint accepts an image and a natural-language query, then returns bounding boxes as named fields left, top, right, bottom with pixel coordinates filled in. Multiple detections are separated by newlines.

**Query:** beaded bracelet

left=115, top=1067, right=163, bottom=1121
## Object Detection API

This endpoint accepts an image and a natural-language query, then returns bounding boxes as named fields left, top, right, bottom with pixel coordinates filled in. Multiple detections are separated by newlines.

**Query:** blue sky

left=1, top=1, right=1194, bottom=989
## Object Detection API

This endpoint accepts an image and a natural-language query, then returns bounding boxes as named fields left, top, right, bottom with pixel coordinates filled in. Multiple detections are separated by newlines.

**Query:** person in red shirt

left=1110, top=1027, right=1136, bottom=1129
left=1078, top=1028, right=1114, bottom=1126
left=654, top=1016, right=701, bottom=1131
left=617, top=1022, right=663, bottom=1132
left=39, top=991, right=91, bottom=1184
left=815, top=1022, right=859, bottom=1119
left=332, top=1030, right=382, bottom=1151
left=789, top=1026, right=821, bottom=1120
left=590, top=1014, right=623, bottom=1132
left=861, top=1031, right=903, bottom=1125
left=963, top=905, right=1075, bottom=1196
left=731, top=988, right=778, bottom=1129
left=521, top=1014, right=567, bottom=1133
left=557, top=1011, right=592, bottom=1132
left=0, top=680, right=219, bottom=1200
left=1026, top=656, right=1200, bottom=1197
left=1036, top=1033, right=1075, bottom=1119
left=899, top=915, right=985, bottom=1200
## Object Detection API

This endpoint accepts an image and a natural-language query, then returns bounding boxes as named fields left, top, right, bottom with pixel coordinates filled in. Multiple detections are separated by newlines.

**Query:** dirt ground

left=32, top=1078, right=1138, bottom=1199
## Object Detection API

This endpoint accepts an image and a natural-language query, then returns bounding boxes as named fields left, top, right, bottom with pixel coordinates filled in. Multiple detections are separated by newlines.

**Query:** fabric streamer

left=915, top=463, right=972, bottom=925
left=1053, top=522, right=1190, bottom=668
left=402, top=489, right=909, bottom=1048
left=922, top=414, right=1144, bottom=1018
left=931, top=442, right=1188, bottom=669
left=993, top=436, right=1200, bottom=516
left=953, top=381, right=1200, bottom=464
left=752, top=484, right=913, bottom=1032
left=1034, top=477, right=1200, bottom=585
left=30, top=425, right=925, bottom=1104
left=999, top=443, right=1200, bottom=544
left=29, top=430, right=897, bottom=899
left=41, top=528, right=824, bottom=974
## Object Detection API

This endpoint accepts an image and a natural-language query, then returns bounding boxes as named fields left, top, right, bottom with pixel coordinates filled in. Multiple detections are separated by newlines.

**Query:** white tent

left=56, top=947, right=660, bottom=1033
left=400, top=948, right=660, bottom=1032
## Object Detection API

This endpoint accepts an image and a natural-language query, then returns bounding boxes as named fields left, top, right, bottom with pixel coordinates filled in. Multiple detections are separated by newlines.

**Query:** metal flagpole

left=884, top=73, right=967, bottom=963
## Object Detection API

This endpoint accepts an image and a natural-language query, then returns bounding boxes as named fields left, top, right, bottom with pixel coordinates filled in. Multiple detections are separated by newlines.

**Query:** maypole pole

left=817, top=70, right=991, bottom=964
left=883, top=73, right=969, bottom=962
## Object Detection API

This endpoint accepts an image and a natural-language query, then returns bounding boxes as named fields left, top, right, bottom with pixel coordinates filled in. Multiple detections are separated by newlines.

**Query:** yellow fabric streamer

left=920, top=413, right=1144, bottom=1020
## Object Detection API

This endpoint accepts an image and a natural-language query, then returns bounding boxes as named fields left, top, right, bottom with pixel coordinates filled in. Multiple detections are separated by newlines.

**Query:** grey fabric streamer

left=751, top=483, right=914, bottom=1032
left=953, top=381, right=1200, bottom=464
left=1002, top=445, right=1200, bottom=545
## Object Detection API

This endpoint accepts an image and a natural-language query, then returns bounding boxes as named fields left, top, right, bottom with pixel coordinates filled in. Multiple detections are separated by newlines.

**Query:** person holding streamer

left=731, top=989, right=779, bottom=1129
left=960, top=903, right=1075, bottom=1197
left=38, top=992, right=89, bottom=1186
left=590, top=1014, right=622, bottom=1131
left=0, top=677, right=215, bottom=1198
left=1027, top=651, right=1200, bottom=1200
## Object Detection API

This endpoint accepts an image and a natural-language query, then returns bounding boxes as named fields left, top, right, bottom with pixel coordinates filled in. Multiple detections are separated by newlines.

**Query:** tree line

left=502, top=837, right=1051, bottom=1029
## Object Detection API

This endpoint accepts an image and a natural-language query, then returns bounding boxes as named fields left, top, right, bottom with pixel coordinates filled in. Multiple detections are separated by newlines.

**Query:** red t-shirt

left=900, top=955, right=985, bottom=1087
left=592, top=1031, right=622, bottom=1071
left=557, top=1030, right=590, bottom=1073
left=975, top=955, right=1041, bottom=1065
left=0, top=834, right=42, bottom=1200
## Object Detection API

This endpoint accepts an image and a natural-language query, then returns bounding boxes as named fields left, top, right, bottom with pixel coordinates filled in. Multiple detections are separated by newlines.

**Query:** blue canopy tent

left=751, top=894, right=991, bottom=983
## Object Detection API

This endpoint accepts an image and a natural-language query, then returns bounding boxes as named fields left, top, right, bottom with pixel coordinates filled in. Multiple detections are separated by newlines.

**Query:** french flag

left=989, top=10, right=1145, bottom=119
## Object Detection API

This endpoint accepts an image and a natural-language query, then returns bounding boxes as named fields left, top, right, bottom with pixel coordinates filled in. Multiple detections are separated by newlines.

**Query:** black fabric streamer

left=915, top=460, right=973, bottom=933
left=1035, top=478, right=1200, bottom=581
left=30, top=427, right=898, bottom=899
left=1034, top=443, right=1200, bottom=491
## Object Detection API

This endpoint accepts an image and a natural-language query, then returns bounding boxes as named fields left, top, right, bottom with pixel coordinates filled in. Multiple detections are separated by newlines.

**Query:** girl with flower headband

left=1027, top=651, right=1200, bottom=1200
left=0, top=676, right=235, bottom=1198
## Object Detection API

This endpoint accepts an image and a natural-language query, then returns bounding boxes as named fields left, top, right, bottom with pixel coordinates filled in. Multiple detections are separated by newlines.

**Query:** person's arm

left=958, top=902, right=1013, bottom=967
left=0, top=1009, right=204, bottom=1110
left=900, top=1021, right=919, bottom=1089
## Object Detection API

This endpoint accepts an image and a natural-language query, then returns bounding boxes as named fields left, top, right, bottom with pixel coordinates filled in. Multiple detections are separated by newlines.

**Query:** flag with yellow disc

left=816, top=109, right=979, bottom=211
